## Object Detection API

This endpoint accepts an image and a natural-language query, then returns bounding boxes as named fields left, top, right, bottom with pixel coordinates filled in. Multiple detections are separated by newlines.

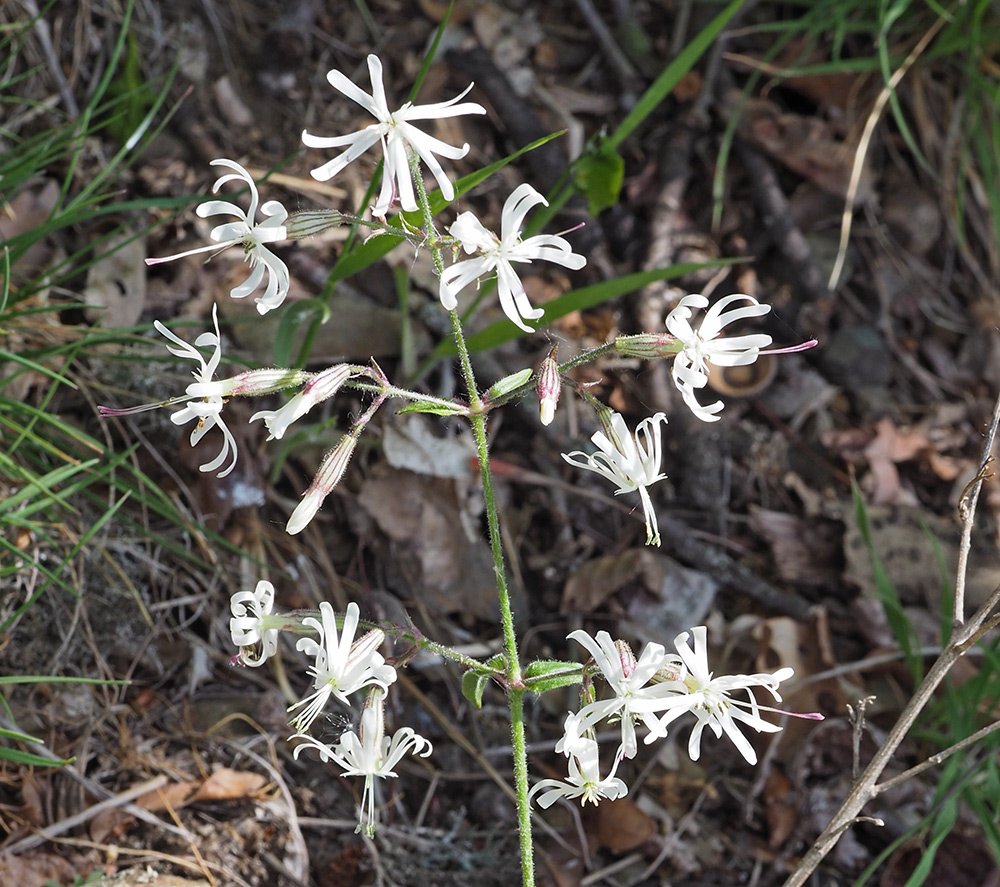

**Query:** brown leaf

left=763, top=767, right=797, bottom=849
left=592, top=796, right=656, bottom=853
left=750, top=507, right=841, bottom=586
left=83, top=233, right=146, bottom=327
left=358, top=466, right=499, bottom=619
left=137, top=779, right=199, bottom=811
left=737, top=96, right=874, bottom=202
left=190, top=767, right=267, bottom=802
left=561, top=549, right=653, bottom=613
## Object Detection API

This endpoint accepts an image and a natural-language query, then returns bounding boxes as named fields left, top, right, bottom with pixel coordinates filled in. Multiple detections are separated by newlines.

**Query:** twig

left=736, top=140, right=830, bottom=309
left=847, top=696, right=876, bottom=780
left=3, top=775, right=169, bottom=855
left=954, top=393, right=1000, bottom=622
left=573, top=0, right=642, bottom=96
left=19, top=0, right=79, bottom=117
left=783, top=391, right=1000, bottom=886
left=875, top=718, right=1000, bottom=796
left=827, top=14, right=947, bottom=290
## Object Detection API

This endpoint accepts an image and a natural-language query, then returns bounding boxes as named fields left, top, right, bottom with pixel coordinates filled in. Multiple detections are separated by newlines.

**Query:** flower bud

left=286, top=432, right=359, bottom=535
left=614, top=334, right=680, bottom=360
left=536, top=347, right=561, bottom=426
left=251, top=364, right=355, bottom=441
left=188, top=368, right=310, bottom=400
left=285, top=209, right=347, bottom=239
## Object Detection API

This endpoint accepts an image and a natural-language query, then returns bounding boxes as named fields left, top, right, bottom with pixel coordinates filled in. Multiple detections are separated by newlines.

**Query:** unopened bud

left=614, top=334, right=680, bottom=360
left=192, top=368, right=310, bottom=399
left=537, top=348, right=561, bottom=426
left=286, top=432, right=359, bottom=535
left=285, top=209, right=347, bottom=239
left=614, top=639, right=637, bottom=679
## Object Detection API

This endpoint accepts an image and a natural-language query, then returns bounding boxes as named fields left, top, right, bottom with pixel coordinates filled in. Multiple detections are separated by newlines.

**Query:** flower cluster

left=531, top=626, right=804, bottom=809
left=228, top=585, right=431, bottom=836
left=101, top=47, right=818, bottom=852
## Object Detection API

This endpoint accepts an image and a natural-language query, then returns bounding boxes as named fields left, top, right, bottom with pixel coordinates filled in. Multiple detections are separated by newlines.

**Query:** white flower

left=561, top=411, right=668, bottom=546
left=229, top=580, right=279, bottom=667
left=285, top=432, right=359, bottom=535
left=654, top=626, right=794, bottom=765
left=288, top=601, right=397, bottom=734
left=292, top=690, right=432, bottom=836
left=664, top=294, right=773, bottom=422
left=440, top=184, right=586, bottom=332
left=302, top=54, right=486, bottom=217
left=153, top=304, right=238, bottom=477
left=250, top=364, right=355, bottom=441
left=146, top=159, right=290, bottom=315
left=528, top=738, right=627, bottom=809
left=567, top=629, right=682, bottom=759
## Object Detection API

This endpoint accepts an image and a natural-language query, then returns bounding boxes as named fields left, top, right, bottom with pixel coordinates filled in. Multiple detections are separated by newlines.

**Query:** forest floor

left=2, top=1, right=999, bottom=885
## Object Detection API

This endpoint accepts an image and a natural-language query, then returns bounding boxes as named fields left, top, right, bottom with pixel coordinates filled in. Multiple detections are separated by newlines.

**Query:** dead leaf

left=136, top=779, right=199, bottom=812
left=383, top=415, right=476, bottom=479
left=191, top=767, right=267, bottom=802
left=763, top=767, right=797, bottom=849
left=358, top=466, right=498, bottom=619
left=84, top=233, right=147, bottom=327
left=0, top=850, right=77, bottom=884
left=750, top=507, right=841, bottom=586
left=592, top=797, right=656, bottom=852
left=736, top=96, right=874, bottom=203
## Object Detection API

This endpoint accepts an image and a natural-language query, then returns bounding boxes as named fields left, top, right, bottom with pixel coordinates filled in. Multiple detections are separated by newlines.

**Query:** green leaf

left=462, top=669, right=491, bottom=709
left=485, top=368, right=533, bottom=400
left=606, top=0, right=745, bottom=152
left=524, top=659, right=583, bottom=695
left=0, top=747, right=74, bottom=768
left=396, top=400, right=468, bottom=417
left=573, top=139, right=625, bottom=215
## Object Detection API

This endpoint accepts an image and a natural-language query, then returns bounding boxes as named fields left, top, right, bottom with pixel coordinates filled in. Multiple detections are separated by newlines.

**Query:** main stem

left=409, top=153, right=535, bottom=886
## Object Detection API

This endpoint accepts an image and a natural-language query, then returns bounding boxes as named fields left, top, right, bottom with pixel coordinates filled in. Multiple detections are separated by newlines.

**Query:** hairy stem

left=408, top=149, right=534, bottom=885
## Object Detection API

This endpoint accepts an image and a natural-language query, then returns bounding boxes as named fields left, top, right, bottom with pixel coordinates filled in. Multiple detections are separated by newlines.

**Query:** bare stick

left=783, top=392, right=1000, bottom=886
left=827, top=15, right=946, bottom=290
left=954, top=393, right=1000, bottom=622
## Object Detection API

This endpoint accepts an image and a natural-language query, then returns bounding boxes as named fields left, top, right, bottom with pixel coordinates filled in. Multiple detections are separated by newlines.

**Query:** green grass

left=853, top=489, right=1000, bottom=883
left=711, top=0, right=1000, bottom=262
left=0, top=2, right=212, bottom=641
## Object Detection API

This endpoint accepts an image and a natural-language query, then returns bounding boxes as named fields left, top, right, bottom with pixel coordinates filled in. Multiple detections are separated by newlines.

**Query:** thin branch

left=954, top=392, right=1000, bottom=622
left=783, top=391, right=1000, bottom=886
left=875, top=718, right=1000, bottom=796
left=828, top=15, right=946, bottom=289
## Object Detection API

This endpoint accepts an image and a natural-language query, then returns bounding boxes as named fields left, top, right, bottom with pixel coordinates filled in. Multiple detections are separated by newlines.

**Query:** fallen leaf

left=191, top=767, right=267, bottom=802
left=736, top=96, right=874, bottom=203
left=358, top=466, right=499, bottom=619
left=84, top=233, right=146, bottom=327
left=592, top=796, right=656, bottom=852
left=750, top=507, right=841, bottom=587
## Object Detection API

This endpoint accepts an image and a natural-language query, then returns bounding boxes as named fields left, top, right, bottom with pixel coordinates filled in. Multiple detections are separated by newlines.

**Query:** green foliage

left=523, top=659, right=583, bottom=695
left=572, top=139, right=625, bottom=216
left=462, top=653, right=507, bottom=708
left=852, top=484, right=1000, bottom=882
left=850, top=482, right=920, bottom=678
